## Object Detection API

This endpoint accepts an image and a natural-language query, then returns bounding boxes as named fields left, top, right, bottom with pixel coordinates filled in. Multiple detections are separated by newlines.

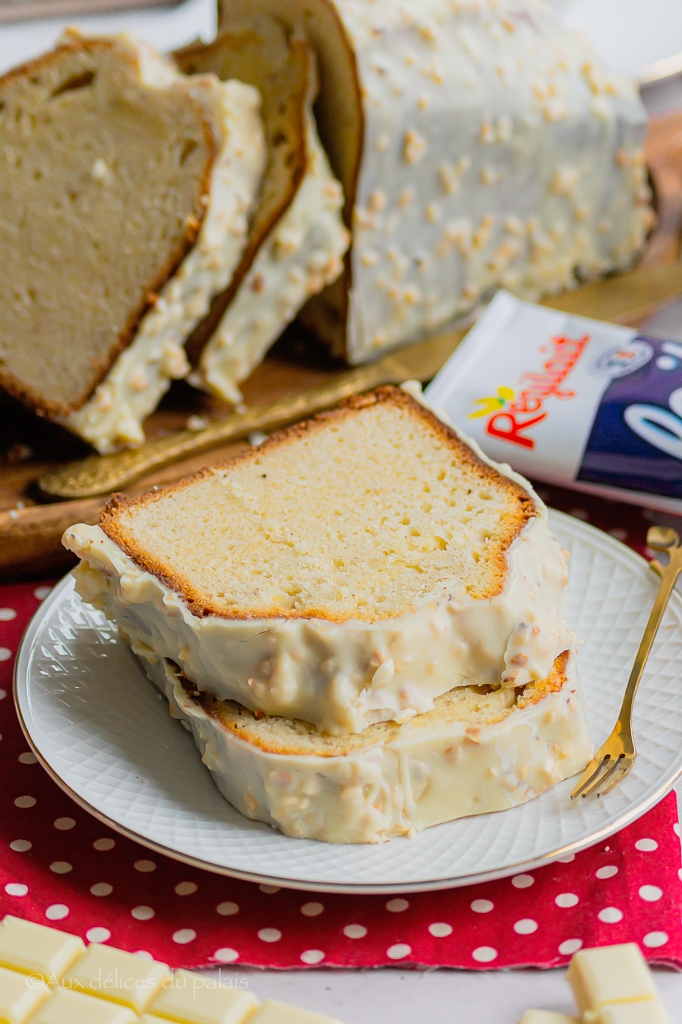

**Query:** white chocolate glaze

left=143, top=652, right=591, bottom=844
left=57, top=35, right=266, bottom=453
left=279, top=0, right=652, bottom=361
left=190, top=111, right=349, bottom=404
left=64, top=405, right=576, bottom=735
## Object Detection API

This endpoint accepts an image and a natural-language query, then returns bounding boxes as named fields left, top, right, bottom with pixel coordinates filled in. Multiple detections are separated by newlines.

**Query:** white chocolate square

left=519, top=1012, right=579, bottom=1024
left=0, top=964, right=50, bottom=1024
left=567, top=945, right=657, bottom=1013
left=26, top=987, right=137, bottom=1024
left=147, top=970, right=257, bottom=1024
left=248, top=999, right=344, bottom=1024
left=597, top=999, right=672, bottom=1024
left=61, top=944, right=170, bottom=1012
left=0, top=917, right=86, bottom=983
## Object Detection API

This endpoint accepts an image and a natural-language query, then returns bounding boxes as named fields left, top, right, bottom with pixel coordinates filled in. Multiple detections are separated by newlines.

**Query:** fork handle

left=620, top=543, right=682, bottom=723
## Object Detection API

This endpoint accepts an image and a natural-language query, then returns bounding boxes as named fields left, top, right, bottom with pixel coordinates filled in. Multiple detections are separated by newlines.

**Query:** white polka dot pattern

left=5, top=884, right=27, bottom=897
left=555, top=893, right=579, bottom=908
left=214, top=948, right=239, bottom=962
left=301, top=902, right=324, bottom=917
left=131, top=906, right=155, bottom=921
left=300, top=949, right=325, bottom=964
left=643, top=932, right=669, bottom=948
left=635, top=839, right=658, bottom=852
left=513, top=919, right=538, bottom=935
left=598, top=907, right=624, bottom=924
left=216, top=902, right=239, bottom=916
left=45, top=905, right=69, bottom=921
left=472, top=946, right=497, bottom=963
left=174, top=882, right=197, bottom=896
left=49, top=862, right=72, bottom=875
left=511, top=875, right=534, bottom=889
left=90, top=883, right=113, bottom=897
left=2, top=568, right=682, bottom=973
left=134, top=860, right=156, bottom=873
left=9, top=840, right=31, bottom=852
left=558, top=939, right=582, bottom=955
left=386, top=943, right=411, bottom=960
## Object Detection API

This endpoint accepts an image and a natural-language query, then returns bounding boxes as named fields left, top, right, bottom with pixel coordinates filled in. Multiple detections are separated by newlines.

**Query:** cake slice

left=64, top=384, right=575, bottom=735
left=145, top=650, right=591, bottom=843
left=219, top=0, right=652, bottom=364
left=0, top=30, right=265, bottom=453
left=174, top=18, right=348, bottom=404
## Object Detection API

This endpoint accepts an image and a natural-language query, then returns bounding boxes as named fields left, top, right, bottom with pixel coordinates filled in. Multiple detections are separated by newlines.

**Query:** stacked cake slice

left=64, top=385, right=592, bottom=843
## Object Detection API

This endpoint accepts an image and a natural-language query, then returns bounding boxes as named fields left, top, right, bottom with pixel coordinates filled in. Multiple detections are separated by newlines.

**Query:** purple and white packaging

left=426, top=290, right=682, bottom=513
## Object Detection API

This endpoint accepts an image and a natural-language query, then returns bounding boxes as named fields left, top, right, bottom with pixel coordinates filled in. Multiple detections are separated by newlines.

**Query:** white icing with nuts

left=63, top=397, right=575, bottom=736
left=145, top=651, right=591, bottom=843
left=190, top=107, right=349, bottom=404
left=322, top=0, right=652, bottom=363
left=58, top=36, right=266, bottom=453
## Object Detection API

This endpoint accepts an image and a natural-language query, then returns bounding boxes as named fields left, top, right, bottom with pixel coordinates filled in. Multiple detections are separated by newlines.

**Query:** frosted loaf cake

left=219, top=0, right=653, bottom=363
left=175, top=20, right=349, bottom=405
left=64, top=385, right=575, bottom=735
left=143, top=651, right=591, bottom=843
left=0, top=31, right=265, bottom=453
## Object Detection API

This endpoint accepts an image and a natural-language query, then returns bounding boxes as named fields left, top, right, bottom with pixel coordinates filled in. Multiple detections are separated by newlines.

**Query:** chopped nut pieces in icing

left=64, top=386, right=576, bottom=735
left=236, top=0, right=654, bottom=362
left=141, top=649, right=590, bottom=843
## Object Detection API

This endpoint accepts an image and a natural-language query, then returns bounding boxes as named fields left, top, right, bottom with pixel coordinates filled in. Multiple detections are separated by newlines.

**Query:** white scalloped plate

left=13, top=510, right=682, bottom=893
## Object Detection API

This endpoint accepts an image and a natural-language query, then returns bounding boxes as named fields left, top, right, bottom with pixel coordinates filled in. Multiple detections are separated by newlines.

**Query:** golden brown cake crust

left=174, top=26, right=310, bottom=365
left=219, top=0, right=364, bottom=358
left=0, top=36, right=218, bottom=418
left=100, top=385, right=537, bottom=622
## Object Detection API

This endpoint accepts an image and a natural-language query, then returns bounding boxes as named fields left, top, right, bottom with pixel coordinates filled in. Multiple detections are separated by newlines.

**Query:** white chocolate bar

left=248, top=999, right=343, bottom=1024
left=567, top=944, right=657, bottom=1014
left=0, top=915, right=343, bottom=1024
left=62, top=944, right=170, bottom=1013
left=146, top=970, right=258, bottom=1024
left=519, top=1012, right=579, bottom=1024
left=597, top=1000, right=672, bottom=1024
left=0, top=964, right=50, bottom=1024
left=27, top=986, right=138, bottom=1024
left=0, top=917, right=85, bottom=983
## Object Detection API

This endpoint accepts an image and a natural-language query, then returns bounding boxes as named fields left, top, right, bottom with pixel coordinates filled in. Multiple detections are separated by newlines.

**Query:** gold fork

left=572, top=525, right=682, bottom=801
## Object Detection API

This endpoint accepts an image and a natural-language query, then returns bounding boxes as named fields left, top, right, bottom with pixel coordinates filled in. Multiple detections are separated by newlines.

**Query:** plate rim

left=13, top=509, right=682, bottom=893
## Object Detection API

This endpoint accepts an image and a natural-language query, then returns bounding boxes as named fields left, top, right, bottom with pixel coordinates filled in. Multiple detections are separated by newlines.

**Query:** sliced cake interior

left=174, top=17, right=310, bottom=366
left=147, top=650, right=592, bottom=843
left=100, top=385, right=535, bottom=621
left=0, top=32, right=220, bottom=418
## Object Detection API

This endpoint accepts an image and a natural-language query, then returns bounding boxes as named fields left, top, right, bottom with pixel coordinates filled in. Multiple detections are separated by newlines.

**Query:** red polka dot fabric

left=2, top=487, right=681, bottom=971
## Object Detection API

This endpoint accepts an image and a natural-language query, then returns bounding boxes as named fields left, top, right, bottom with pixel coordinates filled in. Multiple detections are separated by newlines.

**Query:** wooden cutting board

left=3, top=108, right=682, bottom=579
